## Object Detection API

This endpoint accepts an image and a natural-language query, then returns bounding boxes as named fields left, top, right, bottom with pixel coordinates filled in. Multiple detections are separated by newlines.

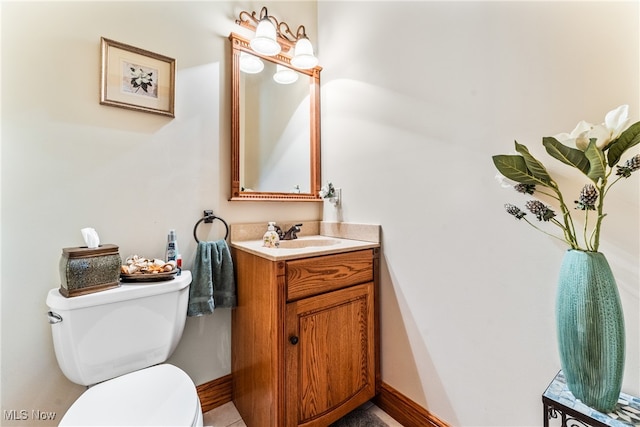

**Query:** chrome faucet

left=274, top=223, right=302, bottom=240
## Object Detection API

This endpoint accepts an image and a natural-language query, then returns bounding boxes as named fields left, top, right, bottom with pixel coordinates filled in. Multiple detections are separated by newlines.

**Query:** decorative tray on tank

left=120, top=270, right=178, bottom=282
left=120, top=255, right=178, bottom=282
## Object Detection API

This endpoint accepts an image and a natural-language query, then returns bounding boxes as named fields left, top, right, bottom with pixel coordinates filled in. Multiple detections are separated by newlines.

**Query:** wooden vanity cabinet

left=231, top=247, right=380, bottom=427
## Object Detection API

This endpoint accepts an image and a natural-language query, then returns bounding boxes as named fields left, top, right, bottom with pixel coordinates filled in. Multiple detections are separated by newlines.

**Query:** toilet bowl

left=46, top=271, right=202, bottom=427
left=59, top=364, right=203, bottom=427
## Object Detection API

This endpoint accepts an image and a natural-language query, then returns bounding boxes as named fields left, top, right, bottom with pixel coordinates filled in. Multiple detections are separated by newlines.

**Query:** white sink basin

left=278, top=237, right=341, bottom=249
left=231, top=231, right=379, bottom=261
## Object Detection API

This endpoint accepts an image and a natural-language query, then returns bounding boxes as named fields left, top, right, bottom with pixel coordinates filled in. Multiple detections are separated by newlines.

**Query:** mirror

left=230, top=33, right=321, bottom=201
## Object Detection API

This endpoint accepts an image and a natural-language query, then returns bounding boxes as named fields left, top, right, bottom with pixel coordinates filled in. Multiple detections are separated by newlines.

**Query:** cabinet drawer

left=286, top=249, right=373, bottom=301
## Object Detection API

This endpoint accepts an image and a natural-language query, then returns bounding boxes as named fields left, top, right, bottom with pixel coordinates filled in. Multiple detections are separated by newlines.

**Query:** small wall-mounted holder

left=319, top=182, right=341, bottom=207
left=193, top=210, right=230, bottom=243
left=328, top=188, right=341, bottom=207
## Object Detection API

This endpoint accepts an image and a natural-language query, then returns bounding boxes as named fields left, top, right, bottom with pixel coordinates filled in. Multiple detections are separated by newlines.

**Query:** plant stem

left=588, top=216, right=603, bottom=250
left=583, top=210, right=591, bottom=251
left=536, top=188, right=562, bottom=201
left=523, top=218, right=569, bottom=244
left=602, top=175, right=624, bottom=199
left=551, top=181, right=579, bottom=249
left=592, top=182, right=606, bottom=252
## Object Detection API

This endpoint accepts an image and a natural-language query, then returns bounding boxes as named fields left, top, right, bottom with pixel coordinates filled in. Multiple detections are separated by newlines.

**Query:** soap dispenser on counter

left=262, top=222, right=280, bottom=248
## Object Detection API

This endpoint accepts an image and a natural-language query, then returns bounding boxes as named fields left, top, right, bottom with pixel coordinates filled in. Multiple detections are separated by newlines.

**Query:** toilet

left=46, top=271, right=203, bottom=427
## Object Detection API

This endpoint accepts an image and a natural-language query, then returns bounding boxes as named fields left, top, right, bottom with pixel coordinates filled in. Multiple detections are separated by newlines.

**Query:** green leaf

left=514, top=141, right=552, bottom=185
left=585, top=140, right=606, bottom=182
left=492, top=154, right=550, bottom=186
left=542, top=137, right=590, bottom=176
left=607, top=121, right=640, bottom=166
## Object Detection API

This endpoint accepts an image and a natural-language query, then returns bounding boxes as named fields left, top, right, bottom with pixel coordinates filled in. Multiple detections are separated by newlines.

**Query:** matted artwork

left=100, top=37, right=175, bottom=117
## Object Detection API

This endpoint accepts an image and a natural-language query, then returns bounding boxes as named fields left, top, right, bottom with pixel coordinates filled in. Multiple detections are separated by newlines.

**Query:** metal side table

left=543, top=371, right=640, bottom=427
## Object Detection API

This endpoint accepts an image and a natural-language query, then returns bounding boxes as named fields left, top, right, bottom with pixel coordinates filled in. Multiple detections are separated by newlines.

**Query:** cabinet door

left=285, top=282, right=375, bottom=427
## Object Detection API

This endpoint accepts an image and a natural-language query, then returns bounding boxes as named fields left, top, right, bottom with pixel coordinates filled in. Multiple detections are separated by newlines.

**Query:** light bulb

left=250, top=18, right=281, bottom=56
left=291, top=37, right=318, bottom=69
left=239, top=52, right=264, bottom=74
left=273, top=65, right=298, bottom=84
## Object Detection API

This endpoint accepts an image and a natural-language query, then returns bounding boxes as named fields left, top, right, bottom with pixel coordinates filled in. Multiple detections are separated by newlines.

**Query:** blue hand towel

left=188, top=240, right=236, bottom=317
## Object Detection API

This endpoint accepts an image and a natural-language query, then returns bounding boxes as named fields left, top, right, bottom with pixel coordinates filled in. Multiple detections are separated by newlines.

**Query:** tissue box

left=59, top=244, right=121, bottom=297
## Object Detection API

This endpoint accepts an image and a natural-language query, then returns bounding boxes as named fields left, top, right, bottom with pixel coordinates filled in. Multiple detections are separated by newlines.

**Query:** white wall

left=0, top=2, right=319, bottom=425
left=318, top=1, right=639, bottom=426
left=3, top=2, right=639, bottom=427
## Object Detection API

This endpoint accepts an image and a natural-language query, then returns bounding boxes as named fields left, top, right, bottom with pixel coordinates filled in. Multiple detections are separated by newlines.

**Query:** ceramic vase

left=556, top=250, right=625, bottom=412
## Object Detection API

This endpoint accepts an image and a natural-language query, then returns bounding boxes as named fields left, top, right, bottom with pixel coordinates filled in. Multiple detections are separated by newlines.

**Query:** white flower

left=604, top=104, right=631, bottom=141
left=554, top=105, right=631, bottom=151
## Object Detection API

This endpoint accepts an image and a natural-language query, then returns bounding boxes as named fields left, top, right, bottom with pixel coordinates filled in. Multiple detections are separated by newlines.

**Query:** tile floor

left=203, top=401, right=404, bottom=427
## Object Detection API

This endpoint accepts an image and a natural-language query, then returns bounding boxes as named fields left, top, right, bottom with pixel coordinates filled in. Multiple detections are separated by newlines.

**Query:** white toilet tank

left=46, top=271, right=192, bottom=386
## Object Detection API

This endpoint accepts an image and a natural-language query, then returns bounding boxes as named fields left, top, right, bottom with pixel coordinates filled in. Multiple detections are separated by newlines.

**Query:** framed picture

left=100, top=37, right=175, bottom=117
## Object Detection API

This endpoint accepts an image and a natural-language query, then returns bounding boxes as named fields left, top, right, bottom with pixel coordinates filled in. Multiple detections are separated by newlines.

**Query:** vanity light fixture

left=250, top=9, right=281, bottom=56
left=236, top=7, right=319, bottom=69
left=290, top=27, right=318, bottom=69
left=273, top=64, right=298, bottom=84
left=239, top=52, right=264, bottom=74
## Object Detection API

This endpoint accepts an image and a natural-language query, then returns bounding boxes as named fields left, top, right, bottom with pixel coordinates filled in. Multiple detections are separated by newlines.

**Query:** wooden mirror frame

left=229, top=33, right=322, bottom=201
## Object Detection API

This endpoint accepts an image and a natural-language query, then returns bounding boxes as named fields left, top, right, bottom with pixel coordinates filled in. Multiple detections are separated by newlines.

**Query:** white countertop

left=230, top=235, right=379, bottom=261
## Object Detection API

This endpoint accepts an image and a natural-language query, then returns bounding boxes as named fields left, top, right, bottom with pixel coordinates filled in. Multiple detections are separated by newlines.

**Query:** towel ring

left=193, top=210, right=229, bottom=243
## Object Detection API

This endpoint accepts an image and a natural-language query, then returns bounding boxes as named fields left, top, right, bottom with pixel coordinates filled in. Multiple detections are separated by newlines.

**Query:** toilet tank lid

left=58, top=364, right=200, bottom=427
left=47, top=271, right=192, bottom=311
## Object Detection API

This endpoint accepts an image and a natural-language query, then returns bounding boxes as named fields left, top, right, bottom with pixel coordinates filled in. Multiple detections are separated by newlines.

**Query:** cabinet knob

left=289, top=336, right=299, bottom=345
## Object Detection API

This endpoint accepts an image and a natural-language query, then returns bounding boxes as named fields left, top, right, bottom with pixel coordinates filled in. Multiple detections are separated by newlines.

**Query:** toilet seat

left=59, top=364, right=202, bottom=427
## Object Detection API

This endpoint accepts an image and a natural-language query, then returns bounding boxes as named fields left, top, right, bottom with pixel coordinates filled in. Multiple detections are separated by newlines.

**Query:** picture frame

left=100, top=37, right=175, bottom=117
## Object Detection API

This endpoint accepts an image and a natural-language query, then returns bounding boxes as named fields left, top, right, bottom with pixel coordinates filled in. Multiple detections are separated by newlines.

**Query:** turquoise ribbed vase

left=556, top=250, right=625, bottom=413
